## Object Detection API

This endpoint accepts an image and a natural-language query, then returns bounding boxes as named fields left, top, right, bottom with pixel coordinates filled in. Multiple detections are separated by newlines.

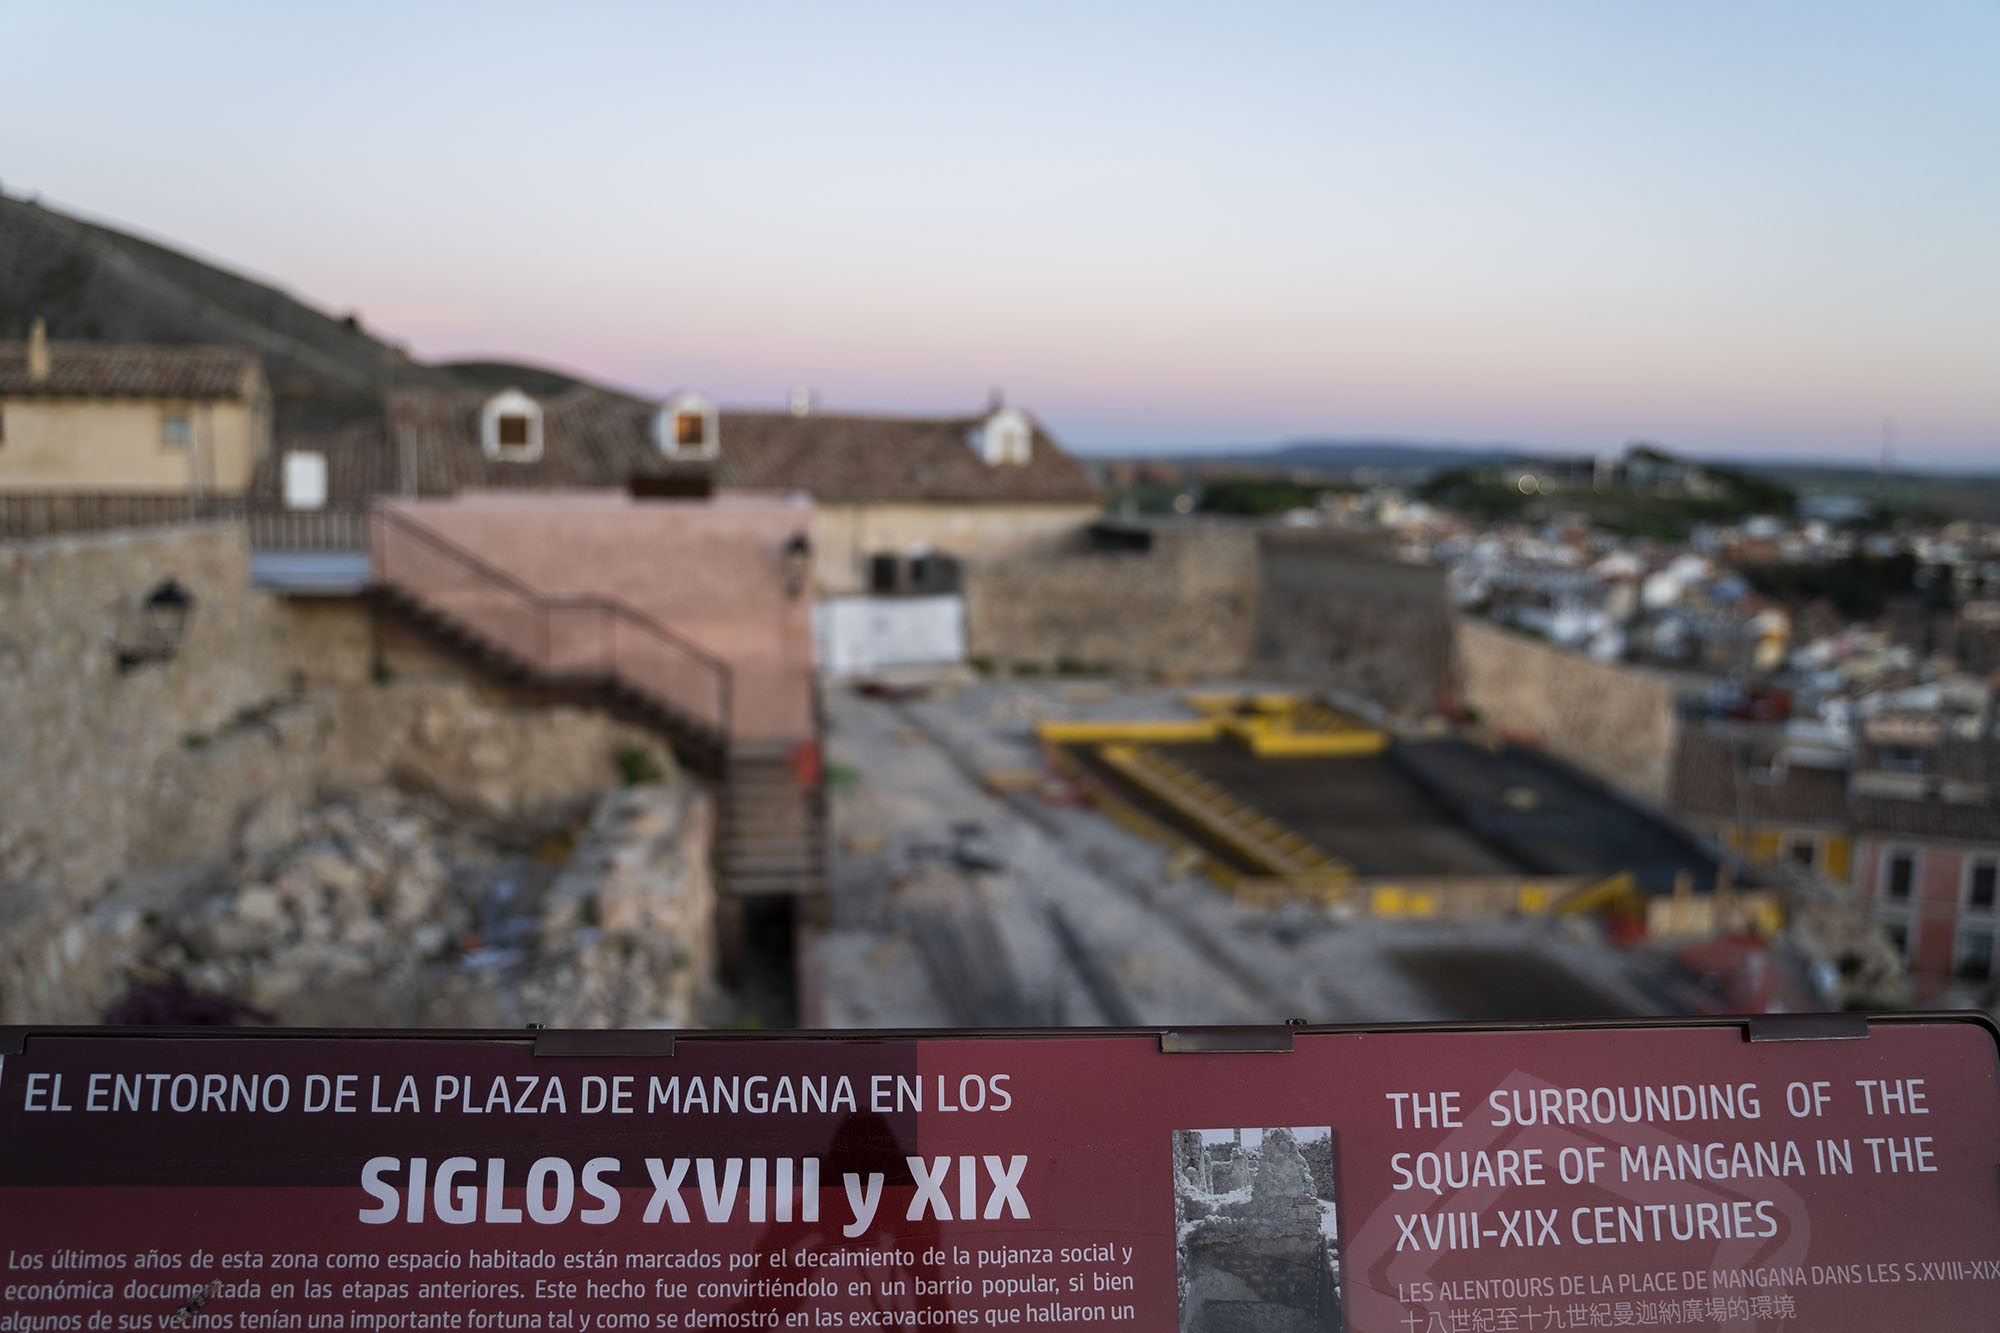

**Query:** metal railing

left=373, top=507, right=734, bottom=741
left=0, top=492, right=376, bottom=549
left=246, top=504, right=371, bottom=551
left=0, top=491, right=246, bottom=540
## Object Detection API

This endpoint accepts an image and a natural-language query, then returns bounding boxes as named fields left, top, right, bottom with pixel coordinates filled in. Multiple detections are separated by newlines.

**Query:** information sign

left=0, top=1017, right=1995, bottom=1332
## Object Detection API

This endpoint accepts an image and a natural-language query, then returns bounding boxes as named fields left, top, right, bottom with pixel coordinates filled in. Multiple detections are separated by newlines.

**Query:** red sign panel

left=0, top=1017, right=1995, bottom=1332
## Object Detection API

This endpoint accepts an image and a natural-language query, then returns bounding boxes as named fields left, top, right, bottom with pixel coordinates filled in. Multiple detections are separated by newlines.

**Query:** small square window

left=1882, top=919, right=1909, bottom=955
left=869, top=554, right=901, bottom=595
left=1788, top=839, right=1816, bottom=869
left=162, top=414, right=191, bottom=446
left=1879, top=745, right=1925, bottom=773
left=497, top=414, right=530, bottom=447
left=675, top=413, right=705, bottom=447
left=1956, top=927, right=1995, bottom=981
left=1969, top=861, right=1997, bottom=911
left=1886, top=851, right=1917, bottom=901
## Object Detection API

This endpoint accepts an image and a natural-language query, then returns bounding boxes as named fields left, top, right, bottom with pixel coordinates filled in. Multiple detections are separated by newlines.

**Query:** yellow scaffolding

left=1096, top=743, right=1352, bottom=883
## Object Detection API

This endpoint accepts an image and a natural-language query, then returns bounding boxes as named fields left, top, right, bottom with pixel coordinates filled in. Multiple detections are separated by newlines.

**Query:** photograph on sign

left=1173, top=1127, right=1341, bottom=1332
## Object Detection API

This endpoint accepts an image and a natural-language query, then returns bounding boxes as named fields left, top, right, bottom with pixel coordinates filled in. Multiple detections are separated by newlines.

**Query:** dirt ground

left=807, top=675, right=1673, bottom=1028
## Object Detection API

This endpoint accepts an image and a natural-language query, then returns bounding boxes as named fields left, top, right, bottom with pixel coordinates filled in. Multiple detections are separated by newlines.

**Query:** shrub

left=612, top=743, right=666, bottom=786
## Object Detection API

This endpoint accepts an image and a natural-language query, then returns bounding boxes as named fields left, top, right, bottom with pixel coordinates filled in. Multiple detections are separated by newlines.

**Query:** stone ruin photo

left=1174, top=1126, right=1342, bottom=1333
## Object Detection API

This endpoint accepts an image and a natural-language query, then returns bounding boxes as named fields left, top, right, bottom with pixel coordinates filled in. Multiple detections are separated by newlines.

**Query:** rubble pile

left=126, top=781, right=714, bottom=1029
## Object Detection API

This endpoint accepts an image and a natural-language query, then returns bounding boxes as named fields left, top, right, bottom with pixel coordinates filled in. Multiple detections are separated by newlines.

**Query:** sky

left=3, top=2, right=1997, bottom=464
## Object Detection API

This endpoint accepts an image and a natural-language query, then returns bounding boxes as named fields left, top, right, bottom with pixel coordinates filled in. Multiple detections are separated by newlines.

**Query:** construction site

left=807, top=676, right=1795, bottom=1029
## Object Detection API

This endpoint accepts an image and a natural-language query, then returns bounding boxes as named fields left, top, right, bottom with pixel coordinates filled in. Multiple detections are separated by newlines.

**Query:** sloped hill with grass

left=0, top=192, right=588, bottom=432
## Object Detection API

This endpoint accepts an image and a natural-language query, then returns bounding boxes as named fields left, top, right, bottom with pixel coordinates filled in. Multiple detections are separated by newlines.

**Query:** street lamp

left=783, top=533, right=812, bottom=599
left=115, top=578, right=195, bottom=672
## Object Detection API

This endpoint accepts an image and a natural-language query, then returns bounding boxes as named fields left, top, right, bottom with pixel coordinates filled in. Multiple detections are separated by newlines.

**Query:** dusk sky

left=4, top=2, right=1996, bottom=464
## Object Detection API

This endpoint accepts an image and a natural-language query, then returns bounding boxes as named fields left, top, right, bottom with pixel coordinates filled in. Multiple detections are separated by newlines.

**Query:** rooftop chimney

left=26, top=317, right=49, bottom=383
left=788, top=387, right=814, bottom=417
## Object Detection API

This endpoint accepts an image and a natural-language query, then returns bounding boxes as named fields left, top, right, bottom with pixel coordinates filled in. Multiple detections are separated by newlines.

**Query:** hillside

left=0, top=193, right=522, bottom=432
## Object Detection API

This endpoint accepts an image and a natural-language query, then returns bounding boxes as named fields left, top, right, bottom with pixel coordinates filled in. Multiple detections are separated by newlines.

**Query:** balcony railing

left=247, top=504, right=371, bottom=551
left=0, top=491, right=247, bottom=540
left=0, top=492, right=373, bottom=551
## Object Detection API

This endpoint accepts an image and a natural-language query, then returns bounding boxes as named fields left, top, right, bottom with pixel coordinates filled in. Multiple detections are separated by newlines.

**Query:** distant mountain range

left=1162, top=439, right=1539, bottom=472
left=0, top=192, right=590, bottom=433
left=1116, top=438, right=2000, bottom=483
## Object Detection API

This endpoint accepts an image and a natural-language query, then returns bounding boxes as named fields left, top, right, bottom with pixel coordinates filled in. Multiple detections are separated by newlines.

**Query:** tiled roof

left=1673, top=728, right=2000, bottom=843
left=714, top=410, right=1100, bottom=505
left=1856, top=738, right=2000, bottom=783
left=251, top=419, right=398, bottom=504
left=1853, top=794, right=2000, bottom=844
left=1667, top=728, right=1852, bottom=827
left=0, top=343, right=262, bottom=399
left=371, top=386, right=1100, bottom=505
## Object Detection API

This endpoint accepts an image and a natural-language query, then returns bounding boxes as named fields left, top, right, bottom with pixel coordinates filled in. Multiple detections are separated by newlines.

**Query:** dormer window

left=655, top=390, right=718, bottom=461
left=480, top=388, right=543, bottom=462
left=971, top=407, right=1032, bottom=467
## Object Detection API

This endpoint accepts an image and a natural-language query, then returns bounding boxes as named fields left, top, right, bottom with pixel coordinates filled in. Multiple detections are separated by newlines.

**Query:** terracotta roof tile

left=715, top=410, right=1100, bottom=505
left=1853, top=794, right=2000, bottom=844
left=1667, top=729, right=1852, bottom=827
left=251, top=419, right=398, bottom=504
left=373, top=386, right=1099, bottom=505
left=0, top=343, right=261, bottom=399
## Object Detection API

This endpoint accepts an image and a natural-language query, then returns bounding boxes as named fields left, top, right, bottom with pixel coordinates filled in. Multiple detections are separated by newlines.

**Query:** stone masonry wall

left=1251, top=533, right=1452, bottom=714
left=0, top=523, right=695, bottom=1023
left=1455, top=617, right=1682, bottom=803
left=964, top=524, right=1259, bottom=677
left=0, top=523, right=293, bottom=960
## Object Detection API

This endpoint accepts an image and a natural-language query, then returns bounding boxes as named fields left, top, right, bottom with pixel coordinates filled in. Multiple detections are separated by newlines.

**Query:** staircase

left=371, top=509, right=826, bottom=915
left=372, top=581, right=731, bottom=774
left=720, top=747, right=828, bottom=902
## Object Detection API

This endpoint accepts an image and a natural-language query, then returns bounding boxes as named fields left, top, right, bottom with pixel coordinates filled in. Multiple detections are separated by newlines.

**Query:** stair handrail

left=373, top=506, right=734, bottom=737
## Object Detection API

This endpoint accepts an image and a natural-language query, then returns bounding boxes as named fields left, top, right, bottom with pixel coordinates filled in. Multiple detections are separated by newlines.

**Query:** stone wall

left=0, top=523, right=293, bottom=968
left=964, top=523, right=1260, bottom=677
left=1454, top=617, right=1682, bottom=803
left=0, top=522, right=697, bottom=1023
left=1251, top=534, right=1452, bottom=714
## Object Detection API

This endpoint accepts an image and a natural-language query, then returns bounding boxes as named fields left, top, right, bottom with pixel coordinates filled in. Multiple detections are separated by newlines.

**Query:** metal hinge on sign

left=1745, top=1013, right=1869, bottom=1043
left=531, top=1030, right=677, bottom=1058
left=1160, top=1028, right=1294, bottom=1054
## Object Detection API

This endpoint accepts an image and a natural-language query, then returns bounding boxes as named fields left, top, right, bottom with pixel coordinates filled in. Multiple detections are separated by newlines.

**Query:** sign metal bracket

left=1160, top=1028, right=1293, bottom=1054
left=531, top=1030, right=677, bottom=1058
left=1746, top=1013, right=1869, bottom=1043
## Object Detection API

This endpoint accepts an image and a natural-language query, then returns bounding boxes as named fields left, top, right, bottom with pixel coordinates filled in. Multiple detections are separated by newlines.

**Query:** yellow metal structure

left=1034, top=692, right=1387, bottom=758
left=1037, top=694, right=1747, bottom=928
left=1095, top=743, right=1352, bottom=883
left=1557, top=871, right=1641, bottom=916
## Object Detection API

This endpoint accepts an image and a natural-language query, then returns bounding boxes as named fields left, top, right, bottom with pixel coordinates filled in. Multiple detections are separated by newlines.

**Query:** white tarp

left=813, top=595, right=965, bottom=676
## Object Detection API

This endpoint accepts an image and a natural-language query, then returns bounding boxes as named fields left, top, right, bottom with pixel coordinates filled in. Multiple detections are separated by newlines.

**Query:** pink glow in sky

left=3, top=2, right=1996, bottom=464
